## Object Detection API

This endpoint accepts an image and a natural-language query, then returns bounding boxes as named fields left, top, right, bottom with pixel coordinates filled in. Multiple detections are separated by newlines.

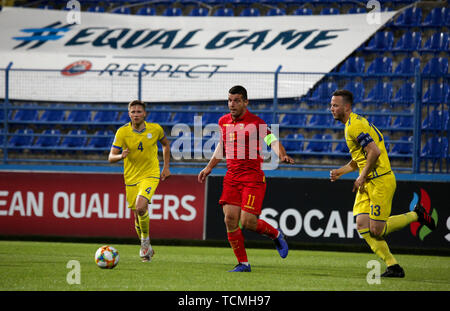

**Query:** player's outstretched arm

left=108, top=146, right=128, bottom=163
left=270, top=140, right=294, bottom=164
left=198, top=140, right=223, bottom=183
left=330, top=159, right=358, bottom=182
left=160, top=136, right=171, bottom=181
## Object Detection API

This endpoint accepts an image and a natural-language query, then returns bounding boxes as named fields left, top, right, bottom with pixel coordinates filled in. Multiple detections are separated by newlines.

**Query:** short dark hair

left=332, top=89, right=354, bottom=105
left=128, top=100, right=146, bottom=110
left=229, top=85, right=248, bottom=101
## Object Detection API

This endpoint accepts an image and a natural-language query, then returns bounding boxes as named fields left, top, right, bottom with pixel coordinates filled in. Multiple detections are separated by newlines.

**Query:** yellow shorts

left=125, top=177, right=160, bottom=210
left=353, top=171, right=396, bottom=222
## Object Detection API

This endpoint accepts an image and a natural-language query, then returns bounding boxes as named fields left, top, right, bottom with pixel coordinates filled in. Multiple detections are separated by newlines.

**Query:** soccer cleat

left=228, top=263, right=251, bottom=272
left=381, top=264, right=405, bottom=278
left=140, top=238, right=155, bottom=262
left=273, top=229, right=289, bottom=258
left=414, top=203, right=436, bottom=230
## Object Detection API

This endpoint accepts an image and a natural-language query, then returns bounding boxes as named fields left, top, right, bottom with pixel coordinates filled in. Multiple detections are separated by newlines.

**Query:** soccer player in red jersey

left=198, top=85, right=294, bottom=272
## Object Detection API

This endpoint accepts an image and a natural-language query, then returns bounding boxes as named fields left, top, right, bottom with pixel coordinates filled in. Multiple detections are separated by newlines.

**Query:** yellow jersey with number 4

left=345, top=112, right=391, bottom=179
left=112, top=121, right=165, bottom=185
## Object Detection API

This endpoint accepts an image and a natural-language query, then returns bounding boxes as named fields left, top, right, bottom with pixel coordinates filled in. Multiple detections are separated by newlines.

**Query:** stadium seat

left=422, top=109, right=449, bottom=130
left=163, top=7, right=183, bottom=16
left=366, top=57, right=392, bottom=75
left=305, top=134, right=332, bottom=153
left=146, top=111, right=172, bottom=124
left=66, top=109, right=92, bottom=124
left=393, top=7, right=422, bottom=27
left=334, top=141, right=349, bottom=153
left=87, top=130, right=114, bottom=149
left=87, top=5, right=105, bottom=13
left=422, top=57, right=449, bottom=76
left=319, top=8, right=340, bottom=15
left=202, top=111, right=224, bottom=124
left=394, top=57, right=420, bottom=75
left=421, top=7, right=445, bottom=27
left=421, top=136, right=449, bottom=158
left=171, top=111, right=199, bottom=125
left=392, top=31, right=422, bottom=54
left=363, top=82, right=393, bottom=106
left=307, top=81, right=338, bottom=104
left=111, top=7, right=131, bottom=15
left=60, top=129, right=87, bottom=149
left=392, top=110, right=414, bottom=129
left=391, top=83, right=415, bottom=108
left=420, top=32, right=449, bottom=53
left=308, top=113, right=334, bottom=128
left=342, top=81, right=364, bottom=104
left=390, top=136, right=413, bottom=155
left=213, top=8, right=234, bottom=16
left=9, top=107, right=39, bottom=122
left=367, top=109, right=392, bottom=129
left=339, top=57, right=365, bottom=75
left=364, top=31, right=394, bottom=52
left=93, top=110, right=119, bottom=124
left=136, top=7, right=156, bottom=16
left=239, top=8, right=260, bottom=17
left=283, top=133, right=304, bottom=152
left=292, top=8, right=312, bottom=15
left=280, top=111, right=307, bottom=127
left=39, top=108, right=65, bottom=124
left=422, top=83, right=449, bottom=104
left=34, top=129, right=61, bottom=149
left=266, top=8, right=286, bottom=16
left=8, top=128, right=34, bottom=149
left=189, top=7, right=209, bottom=16
left=348, top=7, right=366, bottom=14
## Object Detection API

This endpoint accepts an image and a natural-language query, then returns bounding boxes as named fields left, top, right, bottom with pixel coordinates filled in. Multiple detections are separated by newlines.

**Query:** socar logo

left=409, top=188, right=438, bottom=241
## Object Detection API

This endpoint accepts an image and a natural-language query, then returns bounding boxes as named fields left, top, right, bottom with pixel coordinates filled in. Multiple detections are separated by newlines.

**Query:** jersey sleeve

left=156, top=123, right=165, bottom=141
left=112, top=128, right=124, bottom=151
left=349, top=119, right=374, bottom=148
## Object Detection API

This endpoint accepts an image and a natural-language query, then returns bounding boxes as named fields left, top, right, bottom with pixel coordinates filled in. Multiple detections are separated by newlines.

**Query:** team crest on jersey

left=147, top=133, right=152, bottom=139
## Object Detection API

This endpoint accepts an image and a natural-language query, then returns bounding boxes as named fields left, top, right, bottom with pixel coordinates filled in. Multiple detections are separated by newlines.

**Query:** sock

left=227, top=227, right=248, bottom=263
left=134, top=220, right=142, bottom=239
left=383, top=211, right=418, bottom=237
left=138, top=210, right=150, bottom=240
left=358, top=228, right=398, bottom=267
left=255, top=219, right=279, bottom=240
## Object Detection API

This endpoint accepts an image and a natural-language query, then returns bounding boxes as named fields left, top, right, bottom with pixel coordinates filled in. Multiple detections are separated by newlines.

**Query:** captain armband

left=356, top=132, right=374, bottom=148
left=264, top=133, right=278, bottom=146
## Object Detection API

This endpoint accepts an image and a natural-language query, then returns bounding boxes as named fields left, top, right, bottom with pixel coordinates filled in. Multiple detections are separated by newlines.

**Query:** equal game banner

left=0, top=172, right=205, bottom=239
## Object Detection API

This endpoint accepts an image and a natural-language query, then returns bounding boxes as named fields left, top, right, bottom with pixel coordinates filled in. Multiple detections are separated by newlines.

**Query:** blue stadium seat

left=38, top=5, right=53, bottom=10
left=39, top=108, right=65, bottom=123
left=422, top=109, right=449, bottom=130
left=60, top=129, right=87, bottom=149
left=202, top=111, right=224, bottom=124
left=0, top=128, right=4, bottom=146
left=422, top=57, right=449, bottom=76
left=339, top=57, right=365, bottom=75
left=307, top=81, right=338, bottom=104
left=266, top=8, right=286, bottom=16
left=9, top=128, right=34, bottom=149
left=320, top=8, right=340, bottom=15
left=292, top=8, right=312, bottom=15
left=334, top=141, right=349, bottom=153
left=392, top=31, right=422, bottom=54
left=423, top=83, right=449, bottom=104
left=240, top=8, right=260, bottom=16
left=34, top=129, right=61, bottom=149
left=93, top=110, right=119, bottom=124
left=364, top=32, right=394, bottom=52
left=367, top=109, right=391, bottom=129
left=280, top=111, right=307, bottom=127
left=363, top=82, right=393, bottom=106
left=10, top=107, right=39, bottom=122
left=366, top=57, right=392, bottom=75
left=213, top=8, right=234, bottom=16
left=146, top=111, right=172, bottom=123
left=163, top=7, right=183, bottom=16
left=393, top=7, right=422, bottom=27
left=171, top=111, right=199, bottom=124
left=421, top=136, right=449, bottom=158
left=189, top=7, right=209, bottom=16
left=421, top=7, right=445, bottom=27
left=394, top=57, right=420, bottom=75
left=87, top=130, right=114, bottom=149
left=283, top=133, right=304, bottom=152
left=308, top=113, right=334, bottom=128
left=390, top=136, right=413, bottom=155
left=420, top=32, right=449, bottom=53
left=305, top=134, right=332, bottom=153
left=111, top=7, right=131, bottom=15
left=391, top=83, right=415, bottom=108
left=348, top=7, right=366, bottom=14
left=136, top=7, right=156, bottom=16
left=392, top=110, right=413, bottom=129
left=66, top=109, right=91, bottom=123
left=342, top=81, right=364, bottom=104
left=87, top=5, right=105, bottom=13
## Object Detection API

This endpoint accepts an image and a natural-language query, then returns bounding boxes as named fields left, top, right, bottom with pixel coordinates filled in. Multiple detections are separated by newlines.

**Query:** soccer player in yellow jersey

left=109, top=100, right=171, bottom=262
left=329, top=90, right=436, bottom=277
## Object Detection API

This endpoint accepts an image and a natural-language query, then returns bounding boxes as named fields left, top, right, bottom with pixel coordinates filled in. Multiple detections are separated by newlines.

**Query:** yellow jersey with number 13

left=112, top=121, right=165, bottom=185
left=345, top=112, right=391, bottom=179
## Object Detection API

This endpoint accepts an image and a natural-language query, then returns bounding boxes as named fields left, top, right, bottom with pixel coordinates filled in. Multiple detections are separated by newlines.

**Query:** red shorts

left=219, top=177, right=266, bottom=215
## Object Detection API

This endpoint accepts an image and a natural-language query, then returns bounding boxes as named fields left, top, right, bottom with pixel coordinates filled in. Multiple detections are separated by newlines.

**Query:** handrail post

left=3, top=62, right=13, bottom=164
left=137, top=64, right=146, bottom=101
left=272, top=65, right=282, bottom=126
left=412, top=67, right=422, bottom=173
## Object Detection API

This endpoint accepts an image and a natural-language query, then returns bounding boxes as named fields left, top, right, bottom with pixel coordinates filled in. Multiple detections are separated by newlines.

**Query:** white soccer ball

left=94, top=245, right=119, bottom=269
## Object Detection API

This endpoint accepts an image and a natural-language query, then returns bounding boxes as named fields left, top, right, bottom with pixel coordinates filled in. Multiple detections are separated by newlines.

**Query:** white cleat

left=140, top=238, right=155, bottom=262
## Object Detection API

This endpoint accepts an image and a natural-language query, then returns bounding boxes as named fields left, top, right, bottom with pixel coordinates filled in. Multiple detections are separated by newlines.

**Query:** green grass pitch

left=0, top=240, right=449, bottom=291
